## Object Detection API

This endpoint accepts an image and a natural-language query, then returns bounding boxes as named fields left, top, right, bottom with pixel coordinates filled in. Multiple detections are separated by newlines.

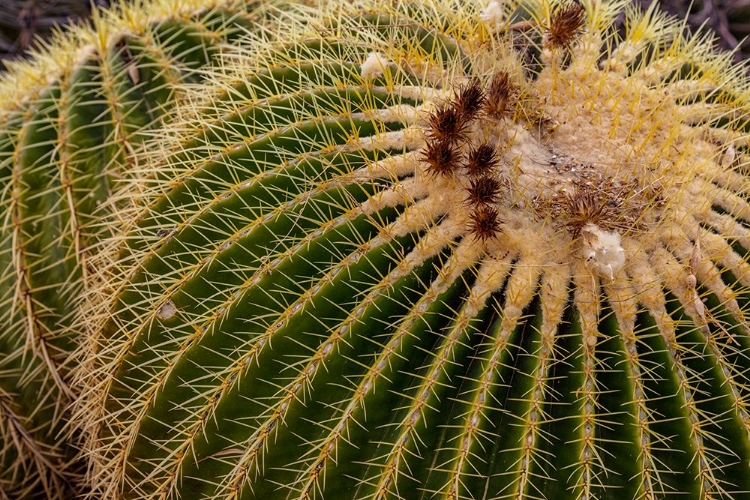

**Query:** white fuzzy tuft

left=481, top=1, right=505, bottom=26
left=581, top=224, right=625, bottom=280
left=360, top=52, right=390, bottom=80
left=156, top=300, right=178, bottom=321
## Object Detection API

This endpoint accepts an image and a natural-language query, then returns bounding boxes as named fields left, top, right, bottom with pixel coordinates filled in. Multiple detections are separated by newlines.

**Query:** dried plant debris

left=545, top=2, right=586, bottom=50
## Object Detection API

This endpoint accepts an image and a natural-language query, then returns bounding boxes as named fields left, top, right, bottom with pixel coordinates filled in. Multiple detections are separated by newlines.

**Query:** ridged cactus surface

left=0, top=0, right=749, bottom=498
left=68, top=0, right=750, bottom=498
left=0, top=0, right=287, bottom=497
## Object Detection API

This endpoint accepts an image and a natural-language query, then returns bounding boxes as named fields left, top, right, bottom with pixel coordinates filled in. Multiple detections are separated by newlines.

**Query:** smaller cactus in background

left=0, top=0, right=293, bottom=496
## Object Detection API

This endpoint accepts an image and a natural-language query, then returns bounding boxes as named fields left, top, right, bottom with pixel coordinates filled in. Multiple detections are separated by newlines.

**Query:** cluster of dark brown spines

left=561, top=188, right=611, bottom=236
left=465, top=143, right=498, bottom=177
left=422, top=139, right=463, bottom=176
left=467, top=176, right=502, bottom=206
left=485, top=71, right=517, bottom=119
left=466, top=176, right=504, bottom=241
left=426, top=104, right=470, bottom=143
left=534, top=176, right=653, bottom=236
left=422, top=80, right=485, bottom=176
left=421, top=76, right=513, bottom=241
left=545, top=2, right=585, bottom=50
left=453, top=78, right=486, bottom=120
left=468, top=206, right=502, bottom=241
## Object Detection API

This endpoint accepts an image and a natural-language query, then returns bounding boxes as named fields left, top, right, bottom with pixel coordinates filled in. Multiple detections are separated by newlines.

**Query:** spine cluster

left=422, top=75, right=520, bottom=241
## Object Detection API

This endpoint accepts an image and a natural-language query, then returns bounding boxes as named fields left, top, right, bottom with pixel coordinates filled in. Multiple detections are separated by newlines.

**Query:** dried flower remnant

left=360, top=51, right=390, bottom=79
left=485, top=71, right=517, bottom=118
left=156, top=300, right=178, bottom=321
left=545, top=3, right=586, bottom=50
left=481, top=0, right=505, bottom=26
left=581, top=223, right=625, bottom=280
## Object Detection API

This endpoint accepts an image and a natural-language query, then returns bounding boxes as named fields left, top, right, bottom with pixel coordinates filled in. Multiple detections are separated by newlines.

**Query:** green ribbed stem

left=87, top=2, right=750, bottom=499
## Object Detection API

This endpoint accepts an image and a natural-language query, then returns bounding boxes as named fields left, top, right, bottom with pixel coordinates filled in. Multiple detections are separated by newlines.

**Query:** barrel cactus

left=2, top=0, right=750, bottom=498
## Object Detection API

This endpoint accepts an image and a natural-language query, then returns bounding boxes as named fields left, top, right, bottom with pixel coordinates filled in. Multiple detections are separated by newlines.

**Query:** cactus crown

left=2, top=0, right=750, bottom=498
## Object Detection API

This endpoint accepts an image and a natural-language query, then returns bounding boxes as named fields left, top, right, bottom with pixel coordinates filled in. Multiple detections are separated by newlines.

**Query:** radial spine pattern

left=73, top=0, right=750, bottom=499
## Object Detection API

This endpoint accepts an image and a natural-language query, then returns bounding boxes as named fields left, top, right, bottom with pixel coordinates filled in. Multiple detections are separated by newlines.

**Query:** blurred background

left=0, top=0, right=748, bottom=70
left=644, top=0, right=750, bottom=63
left=0, top=0, right=110, bottom=69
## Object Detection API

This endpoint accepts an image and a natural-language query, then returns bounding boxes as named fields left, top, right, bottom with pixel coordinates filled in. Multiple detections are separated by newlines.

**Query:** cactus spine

left=1, top=0, right=749, bottom=498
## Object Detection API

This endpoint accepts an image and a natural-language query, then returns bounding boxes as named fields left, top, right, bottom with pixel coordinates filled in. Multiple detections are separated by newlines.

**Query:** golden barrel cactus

left=2, top=0, right=750, bottom=498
